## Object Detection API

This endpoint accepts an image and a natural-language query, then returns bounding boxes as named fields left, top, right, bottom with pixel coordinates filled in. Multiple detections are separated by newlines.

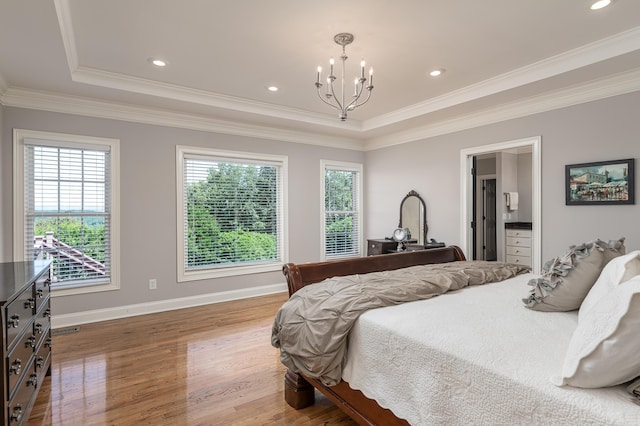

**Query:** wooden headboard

left=282, top=245, right=465, bottom=296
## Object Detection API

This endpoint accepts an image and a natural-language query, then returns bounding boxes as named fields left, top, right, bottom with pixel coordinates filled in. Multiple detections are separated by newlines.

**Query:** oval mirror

left=399, top=190, right=427, bottom=245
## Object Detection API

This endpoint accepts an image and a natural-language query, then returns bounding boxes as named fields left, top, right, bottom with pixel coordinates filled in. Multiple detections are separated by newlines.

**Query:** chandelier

left=315, top=33, right=373, bottom=121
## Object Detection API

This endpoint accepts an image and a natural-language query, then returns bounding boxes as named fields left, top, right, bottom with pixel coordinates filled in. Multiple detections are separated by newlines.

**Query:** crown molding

left=2, top=87, right=365, bottom=150
left=363, top=26, right=640, bottom=131
left=4, top=65, right=639, bottom=154
left=364, top=68, right=640, bottom=151
left=53, top=0, right=78, bottom=72
left=0, top=73, right=7, bottom=100
left=71, top=66, right=363, bottom=132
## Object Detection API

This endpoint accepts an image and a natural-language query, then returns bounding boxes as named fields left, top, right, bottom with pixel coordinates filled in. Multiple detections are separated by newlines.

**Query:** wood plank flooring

left=28, top=292, right=357, bottom=425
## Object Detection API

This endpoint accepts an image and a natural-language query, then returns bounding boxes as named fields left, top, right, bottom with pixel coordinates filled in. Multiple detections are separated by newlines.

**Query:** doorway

left=460, top=137, right=542, bottom=273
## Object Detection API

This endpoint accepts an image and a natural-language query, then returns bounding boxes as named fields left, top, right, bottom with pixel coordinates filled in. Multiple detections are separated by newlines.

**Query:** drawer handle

left=35, top=322, right=44, bottom=334
left=44, top=308, right=51, bottom=318
left=36, top=356, right=45, bottom=369
left=26, top=335, right=37, bottom=349
left=45, top=278, right=51, bottom=286
left=45, top=338, right=52, bottom=348
left=8, top=314, right=20, bottom=328
left=9, top=359, right=22, bottom=376
left=37, top=288, right=45, bottom=298
left=10, top=404, right=22, bottom=423
left=27, top=373, right=38, bottom=388
left=25, top=298, right=35, bottom=310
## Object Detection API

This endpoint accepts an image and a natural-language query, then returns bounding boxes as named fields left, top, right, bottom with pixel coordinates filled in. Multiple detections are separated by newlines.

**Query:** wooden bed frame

left=281, top=246, right=466, bottom=426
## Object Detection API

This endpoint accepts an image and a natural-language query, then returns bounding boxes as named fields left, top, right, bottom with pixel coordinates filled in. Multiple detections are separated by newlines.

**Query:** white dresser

left=505, top=225, right=532, bottom=267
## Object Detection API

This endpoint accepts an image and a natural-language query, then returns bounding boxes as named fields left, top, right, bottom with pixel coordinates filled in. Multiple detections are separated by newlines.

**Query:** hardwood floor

left=28, top=292, right=357, bottom=425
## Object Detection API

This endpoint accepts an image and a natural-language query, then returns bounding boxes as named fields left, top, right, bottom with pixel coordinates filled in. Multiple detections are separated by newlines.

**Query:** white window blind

left=322, top=161, right=363, bottom=260
left=177, top=147, right=287, bottom=280
left=23, top=140, right=112, bottom=288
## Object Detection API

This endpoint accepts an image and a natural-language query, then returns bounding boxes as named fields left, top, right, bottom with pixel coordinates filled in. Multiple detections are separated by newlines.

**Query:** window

left=13, top=129, right=120, bottom=295
left=321, top=160, right=363, bottom=260
left=176, top=146, right=288, bottom=281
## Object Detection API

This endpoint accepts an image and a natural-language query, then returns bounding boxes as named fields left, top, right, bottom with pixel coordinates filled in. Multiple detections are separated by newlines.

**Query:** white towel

left=507, top=192, right=519, bottom=210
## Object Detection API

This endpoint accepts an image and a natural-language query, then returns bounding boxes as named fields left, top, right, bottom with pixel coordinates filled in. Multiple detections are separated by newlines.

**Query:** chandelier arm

left=350, top=87, right=373, bottom=109
left=328, top=78, right=346, bottom=114
left=316, top=88, right=341, bottom=110
left=344, top=79, right=367, bottom=111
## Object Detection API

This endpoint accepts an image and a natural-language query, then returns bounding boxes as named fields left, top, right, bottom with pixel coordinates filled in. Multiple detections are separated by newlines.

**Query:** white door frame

left=460, top=136, right=542, bottom=273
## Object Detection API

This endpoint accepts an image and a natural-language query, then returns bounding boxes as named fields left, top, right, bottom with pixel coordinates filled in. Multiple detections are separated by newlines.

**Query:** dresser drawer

left=367, top=239, right=398, bottom=256
left=506, top=245, right=531, bottom=257
left=34, top=298, right=51, bottom=349
left=506, top=254, right=532, bottom=267
left=5, top=288, right=35, bottom=350
left=6, top=329, right=37, bottom=399
left=7, top=362, right=38, bottom=425
left=505, top=236, right=531, bottom=248
left=34, top=333, right=51, bottom=384
left=34, top=273, right=50, bottom=312
left=506, top=229, right=532, bottom=238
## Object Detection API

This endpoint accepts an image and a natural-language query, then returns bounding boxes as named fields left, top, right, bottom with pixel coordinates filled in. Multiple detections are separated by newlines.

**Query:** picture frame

left=565, top=158, right=635, bottom=205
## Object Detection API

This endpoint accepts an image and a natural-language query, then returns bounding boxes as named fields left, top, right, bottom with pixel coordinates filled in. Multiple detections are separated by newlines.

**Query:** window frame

left=320, top=159, right=364, bottom=260
left=176, top=145, right=288, bottom=282
left=13, top=129, right=121, bottom=296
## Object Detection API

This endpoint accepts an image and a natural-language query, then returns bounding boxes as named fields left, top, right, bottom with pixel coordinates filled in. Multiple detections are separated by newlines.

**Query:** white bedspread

left=342, top=273, right=640, bottom=425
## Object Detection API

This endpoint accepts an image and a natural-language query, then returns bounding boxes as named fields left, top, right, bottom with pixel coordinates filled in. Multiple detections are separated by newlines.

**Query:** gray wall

left=1, top=107, right=364, bottom=315
left=3, top=90, right=639, bottom=318
left=365, top=91, right=640, bottom=261
left=517, top=152, right=533, bottom=222
left=0, top=104, right=4, bottom=262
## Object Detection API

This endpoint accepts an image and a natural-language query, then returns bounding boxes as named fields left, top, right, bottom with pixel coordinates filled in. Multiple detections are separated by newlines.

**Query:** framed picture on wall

left=565, top=158, right=635, bottom=205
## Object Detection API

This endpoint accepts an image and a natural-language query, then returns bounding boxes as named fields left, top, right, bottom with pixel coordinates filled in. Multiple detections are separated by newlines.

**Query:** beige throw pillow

left=523, top=238, right=625, bottom=312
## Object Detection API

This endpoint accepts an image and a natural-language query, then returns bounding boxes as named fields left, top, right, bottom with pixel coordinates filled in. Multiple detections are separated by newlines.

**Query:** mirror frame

left=398, top=190, right=428, bottom=245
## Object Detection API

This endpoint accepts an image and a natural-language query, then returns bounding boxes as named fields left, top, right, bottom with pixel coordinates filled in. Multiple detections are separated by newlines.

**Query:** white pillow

left=579, top=250, right=640, bottom=321
left=552, top=276, right=640, bottom=388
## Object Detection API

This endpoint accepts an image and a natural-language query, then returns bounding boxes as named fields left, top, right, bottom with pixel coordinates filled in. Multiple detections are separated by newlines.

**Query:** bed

left=272, top=245, right=640, bottom=425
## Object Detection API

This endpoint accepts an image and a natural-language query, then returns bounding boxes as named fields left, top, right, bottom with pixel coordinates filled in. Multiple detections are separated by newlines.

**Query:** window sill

left=179, top=262, right=283, bottom=282
left=51, top=281, right=120, bottom=297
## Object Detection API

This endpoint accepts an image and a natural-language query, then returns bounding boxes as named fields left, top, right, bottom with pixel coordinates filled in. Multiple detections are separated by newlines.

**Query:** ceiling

left=1, top=0, right=640, bottom=150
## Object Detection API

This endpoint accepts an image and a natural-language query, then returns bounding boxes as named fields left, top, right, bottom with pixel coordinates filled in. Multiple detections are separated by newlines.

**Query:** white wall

left=365, top=91, right=640, bottom=261
left=1, top=107, right=364, bottom=317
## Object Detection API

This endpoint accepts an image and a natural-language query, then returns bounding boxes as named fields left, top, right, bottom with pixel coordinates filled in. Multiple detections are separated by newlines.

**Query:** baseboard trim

left=51, top=282, right=288, bottom=329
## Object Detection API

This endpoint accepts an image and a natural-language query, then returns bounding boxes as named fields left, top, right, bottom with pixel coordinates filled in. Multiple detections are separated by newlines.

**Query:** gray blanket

left=271, top=260, right=529, bottom=386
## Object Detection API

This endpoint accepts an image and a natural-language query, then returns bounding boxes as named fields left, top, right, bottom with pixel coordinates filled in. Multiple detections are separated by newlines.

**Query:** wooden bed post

left=284, top=369, right=315, bottom=409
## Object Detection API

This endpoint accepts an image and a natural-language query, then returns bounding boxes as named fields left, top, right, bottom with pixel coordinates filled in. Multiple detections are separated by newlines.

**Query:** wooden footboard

left=280, top=246, right=466, bottom=426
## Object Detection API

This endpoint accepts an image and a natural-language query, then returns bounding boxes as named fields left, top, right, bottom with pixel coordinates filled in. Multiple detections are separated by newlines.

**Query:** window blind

left=324, top=165, right=362, bottom=259
left=183, top=154, right=284, bottom=270
left=24, top=141, right=111, bottom=287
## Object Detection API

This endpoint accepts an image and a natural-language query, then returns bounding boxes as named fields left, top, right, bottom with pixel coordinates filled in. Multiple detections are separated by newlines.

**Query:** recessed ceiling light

left=590, top=0, right=611, bottom=10
left=268, top=86, right=279, bottom=92
left=148, top=58, right=168, bottom=67
left=429, top=69, right=445, bottom=77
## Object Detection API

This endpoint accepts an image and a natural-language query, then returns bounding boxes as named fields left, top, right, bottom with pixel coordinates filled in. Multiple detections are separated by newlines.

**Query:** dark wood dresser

left=0, top=261, right=52, bottom=425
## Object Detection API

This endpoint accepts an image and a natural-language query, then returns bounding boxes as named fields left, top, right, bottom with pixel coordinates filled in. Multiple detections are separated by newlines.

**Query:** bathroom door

left=483, top=178, right=497, bottom=261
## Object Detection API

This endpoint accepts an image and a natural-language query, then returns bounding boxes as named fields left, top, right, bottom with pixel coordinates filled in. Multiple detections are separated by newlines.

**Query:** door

left=483, top=179, right=497, bottom=261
